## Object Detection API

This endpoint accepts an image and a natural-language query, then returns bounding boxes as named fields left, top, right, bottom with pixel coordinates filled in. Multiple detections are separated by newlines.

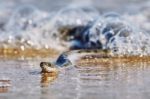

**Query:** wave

left=0, top=4, right=150, bottom=57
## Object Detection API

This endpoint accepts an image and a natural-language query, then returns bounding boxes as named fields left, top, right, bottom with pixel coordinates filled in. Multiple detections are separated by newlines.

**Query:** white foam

left=0, top=4, right=150, bottom=56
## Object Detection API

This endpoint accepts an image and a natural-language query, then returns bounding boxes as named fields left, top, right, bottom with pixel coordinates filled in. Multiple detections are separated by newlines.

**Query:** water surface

left=0, top=59, right=150, bottom=99
left=0, top=0, right=150, bottom=99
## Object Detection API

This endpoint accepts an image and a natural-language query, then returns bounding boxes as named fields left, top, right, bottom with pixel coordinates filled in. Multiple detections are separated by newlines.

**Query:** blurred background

left=0, top=0, right=149, bottom=57
left=0, top=0, right=149, bottom=12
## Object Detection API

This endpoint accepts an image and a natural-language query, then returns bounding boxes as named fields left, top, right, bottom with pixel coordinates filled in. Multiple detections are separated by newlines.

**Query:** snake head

left=40, top=62, right=58, bottom=73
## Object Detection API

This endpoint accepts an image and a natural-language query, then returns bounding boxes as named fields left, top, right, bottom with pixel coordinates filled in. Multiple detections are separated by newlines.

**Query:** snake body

left=40, top=12, right=132, bottom=73
left=40, top=49, right=111, bottom=73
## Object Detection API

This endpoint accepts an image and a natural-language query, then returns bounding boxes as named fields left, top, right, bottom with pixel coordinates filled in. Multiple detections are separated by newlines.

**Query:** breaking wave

left=0, top=3, right=150, bottom=57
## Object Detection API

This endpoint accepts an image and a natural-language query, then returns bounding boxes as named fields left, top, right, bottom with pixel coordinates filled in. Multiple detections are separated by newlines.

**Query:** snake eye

left=40, top=62, right=48, bottom=67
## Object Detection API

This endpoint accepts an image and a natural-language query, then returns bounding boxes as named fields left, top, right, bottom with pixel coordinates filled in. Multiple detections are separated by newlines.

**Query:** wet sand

left=0, top=48, right=60, bottom=59
left=0, top=55, right=150, bottom=99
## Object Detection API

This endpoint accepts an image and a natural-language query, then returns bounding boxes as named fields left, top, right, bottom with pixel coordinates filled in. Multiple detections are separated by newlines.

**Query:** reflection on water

left=74, top=61, right=150, bottom=99
left=0, top=87, right=9, bottom=93
left=41, top=73, right=58, bottom=87
left=0, top=59, right=150, bottom=99
left=40, top=58, right=150, bottom=99
left=0, top=79, right=11, bottom=93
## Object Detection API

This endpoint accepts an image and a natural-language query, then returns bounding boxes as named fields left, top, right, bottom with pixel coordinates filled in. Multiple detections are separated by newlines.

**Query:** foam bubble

left=0, top=4, right=150, bottom=56
left=5, top=5, right=49, bottom=32
left=86, top=12, right=150, bottom=56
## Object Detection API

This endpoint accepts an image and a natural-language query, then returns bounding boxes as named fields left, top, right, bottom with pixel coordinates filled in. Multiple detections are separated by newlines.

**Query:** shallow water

left=0, top=0, right=150, bottom=99
left=0, top=59, right=150, bottom=99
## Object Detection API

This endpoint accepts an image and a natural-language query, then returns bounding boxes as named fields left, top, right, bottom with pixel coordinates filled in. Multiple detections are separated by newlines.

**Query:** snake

left=40, top=49, right=111, bottom=73
left=40, top=13, right=133, bottom=73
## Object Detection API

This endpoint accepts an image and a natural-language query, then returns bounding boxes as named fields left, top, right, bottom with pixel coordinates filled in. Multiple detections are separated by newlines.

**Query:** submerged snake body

left=40, top=49, right=111, bottom=73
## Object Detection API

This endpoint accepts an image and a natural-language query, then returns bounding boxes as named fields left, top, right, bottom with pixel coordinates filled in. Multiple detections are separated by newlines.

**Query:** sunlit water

left=0, top=59, right=150, bottom=99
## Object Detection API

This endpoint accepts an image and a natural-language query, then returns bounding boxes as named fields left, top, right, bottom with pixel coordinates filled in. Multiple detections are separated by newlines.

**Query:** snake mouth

left=40, top=62, right=57, bottom=73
